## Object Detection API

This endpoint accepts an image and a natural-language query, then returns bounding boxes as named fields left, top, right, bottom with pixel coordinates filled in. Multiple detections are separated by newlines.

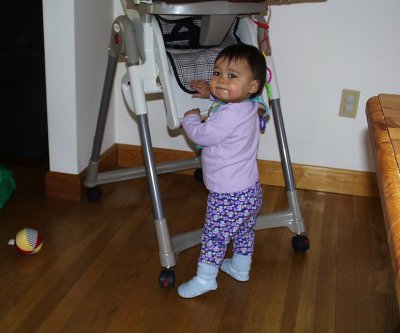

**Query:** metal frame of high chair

left=84, top=1, right=309, bottom=288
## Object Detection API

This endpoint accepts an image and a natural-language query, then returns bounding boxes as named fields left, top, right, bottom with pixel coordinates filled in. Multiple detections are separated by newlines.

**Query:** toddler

left=179, top=44, right=266, bottom=298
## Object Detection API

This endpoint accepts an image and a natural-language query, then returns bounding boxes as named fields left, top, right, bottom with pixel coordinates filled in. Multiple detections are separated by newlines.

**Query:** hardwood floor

left=0, top=160, right=399, bottom=332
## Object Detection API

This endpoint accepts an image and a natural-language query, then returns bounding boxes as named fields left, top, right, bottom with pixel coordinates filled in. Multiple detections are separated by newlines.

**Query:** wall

left=113, top=0, right=400, bottom=172
left=268, top=0, right=400, bottom=171
left=43, top=0, right=400, bottom=175
left=43, top=0, right=114, bottom=174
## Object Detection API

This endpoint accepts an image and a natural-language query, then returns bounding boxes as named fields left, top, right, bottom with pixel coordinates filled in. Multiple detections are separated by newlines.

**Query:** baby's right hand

left=190, top=80, right=210, bottom=99
left=184, top=108, right=201, bottom=118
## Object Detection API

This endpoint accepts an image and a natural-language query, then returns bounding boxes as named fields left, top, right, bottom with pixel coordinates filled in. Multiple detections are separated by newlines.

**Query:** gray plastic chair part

left=126, top=0, right=268, bottom=46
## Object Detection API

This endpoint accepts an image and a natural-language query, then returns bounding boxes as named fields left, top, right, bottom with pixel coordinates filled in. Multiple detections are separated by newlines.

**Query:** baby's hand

left=190, top=80, right=210, bottom=99
left=184, top=108, right=201, bottom=118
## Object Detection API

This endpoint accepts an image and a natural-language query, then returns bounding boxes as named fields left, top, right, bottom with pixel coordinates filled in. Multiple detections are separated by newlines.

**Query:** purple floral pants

left=199, top=182, right=263, bottom=267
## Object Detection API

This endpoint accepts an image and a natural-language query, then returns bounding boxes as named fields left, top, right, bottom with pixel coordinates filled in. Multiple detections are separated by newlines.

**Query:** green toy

left=0, top=165, right=16, bottom=208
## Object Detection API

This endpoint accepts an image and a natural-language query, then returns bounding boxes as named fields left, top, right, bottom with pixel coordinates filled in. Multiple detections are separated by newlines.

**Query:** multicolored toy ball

left=14, top=228, right=43, bottom=255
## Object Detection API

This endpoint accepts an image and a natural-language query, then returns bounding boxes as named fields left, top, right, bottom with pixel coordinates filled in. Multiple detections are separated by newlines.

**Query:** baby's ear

left=249, top=80, right=260, bottom=94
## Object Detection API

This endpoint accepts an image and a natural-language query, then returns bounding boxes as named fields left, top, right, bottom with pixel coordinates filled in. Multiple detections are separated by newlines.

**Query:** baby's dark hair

left=215, top=44, right=266, bottom=98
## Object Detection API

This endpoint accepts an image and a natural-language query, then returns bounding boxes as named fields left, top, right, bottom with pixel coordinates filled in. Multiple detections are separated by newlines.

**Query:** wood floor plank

left=353, top=195, right=379, bottom=333
left=334, top=194, right=357, bottom=333
left=312, top=193, right=342, bottom=333
left=291, top=191, right=325, bottom=333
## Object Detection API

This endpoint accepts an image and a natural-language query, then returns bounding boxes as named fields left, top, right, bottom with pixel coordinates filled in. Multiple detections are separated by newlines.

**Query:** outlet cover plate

left=339, top=89, right=360, bottom=119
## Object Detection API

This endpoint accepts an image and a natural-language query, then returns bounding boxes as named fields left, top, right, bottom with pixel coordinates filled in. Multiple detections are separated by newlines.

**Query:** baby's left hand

left=184, top=108, right=201, bottom=118
left=190, top=80, right=210, bottom=99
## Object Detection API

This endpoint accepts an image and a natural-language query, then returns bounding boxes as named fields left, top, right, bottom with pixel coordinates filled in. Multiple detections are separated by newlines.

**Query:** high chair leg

left=137, top=114, right=177, bottom=270
left=85, top=54, right=118, bottom=190
left=254, top=55, right=309, bottom=252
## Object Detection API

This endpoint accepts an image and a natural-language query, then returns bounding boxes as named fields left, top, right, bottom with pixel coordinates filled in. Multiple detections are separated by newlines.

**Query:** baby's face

left=210, top=57, right=259, bottom=103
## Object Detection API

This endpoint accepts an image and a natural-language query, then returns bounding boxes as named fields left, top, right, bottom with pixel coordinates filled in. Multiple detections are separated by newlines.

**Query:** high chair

left=84, top=0, right=310, bottom=287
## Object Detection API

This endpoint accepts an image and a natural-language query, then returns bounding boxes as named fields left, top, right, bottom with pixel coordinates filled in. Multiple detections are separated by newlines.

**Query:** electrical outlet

left=339, top=89, right=360, bottom=118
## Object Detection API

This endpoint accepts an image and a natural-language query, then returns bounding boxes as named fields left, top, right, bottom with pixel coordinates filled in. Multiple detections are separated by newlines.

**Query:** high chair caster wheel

left=86, top=186, right=103, bottom=201
left=292, top=234, right=310, bottom=253
left=159, top=269, right=175, bottom=288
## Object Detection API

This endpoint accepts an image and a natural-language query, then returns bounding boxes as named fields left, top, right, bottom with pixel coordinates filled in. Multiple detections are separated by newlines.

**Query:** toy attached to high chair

left=84, top=0, right=310, bottom=288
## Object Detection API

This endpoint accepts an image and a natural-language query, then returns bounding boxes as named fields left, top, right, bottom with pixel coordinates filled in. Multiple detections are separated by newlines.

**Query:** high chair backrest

left=155, top=16, right=268, bottom=129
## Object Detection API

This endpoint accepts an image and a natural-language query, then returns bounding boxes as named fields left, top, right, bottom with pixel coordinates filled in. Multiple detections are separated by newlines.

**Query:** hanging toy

left=9, top=228, right=43, bottom=255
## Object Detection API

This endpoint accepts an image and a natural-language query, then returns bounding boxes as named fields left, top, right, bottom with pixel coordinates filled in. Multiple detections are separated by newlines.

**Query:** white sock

left=178, top=262, right=218, bottom=298
left=220, top=254, right=252, bottom=282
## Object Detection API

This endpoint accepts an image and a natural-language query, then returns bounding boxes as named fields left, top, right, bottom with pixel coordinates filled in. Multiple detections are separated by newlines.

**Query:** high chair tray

left=125, top=0, right=268, bottom=15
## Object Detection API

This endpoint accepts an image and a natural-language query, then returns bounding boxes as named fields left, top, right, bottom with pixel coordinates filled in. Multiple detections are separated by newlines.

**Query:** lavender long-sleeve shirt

left=182, top=100, right=260, bottom=193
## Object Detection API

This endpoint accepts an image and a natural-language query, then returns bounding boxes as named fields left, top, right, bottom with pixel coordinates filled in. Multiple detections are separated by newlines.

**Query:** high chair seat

left=156, top=15, right=240, bottom=93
